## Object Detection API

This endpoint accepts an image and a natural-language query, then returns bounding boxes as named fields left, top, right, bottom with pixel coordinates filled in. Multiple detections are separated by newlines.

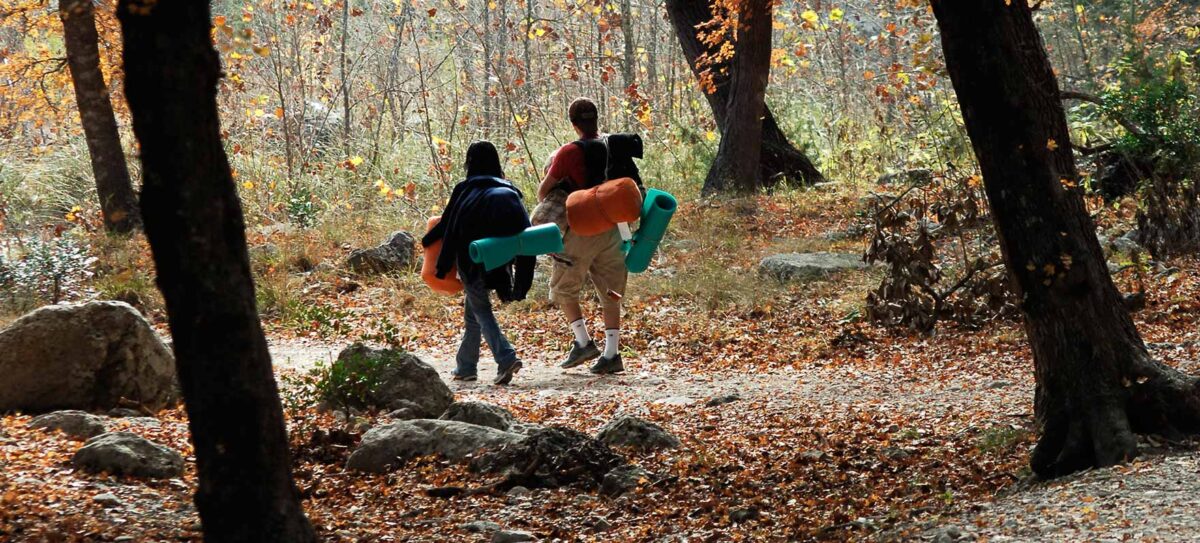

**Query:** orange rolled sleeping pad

left=421, top=216, right=464, bottom=295
left=565, top=177, right=643, bottom=237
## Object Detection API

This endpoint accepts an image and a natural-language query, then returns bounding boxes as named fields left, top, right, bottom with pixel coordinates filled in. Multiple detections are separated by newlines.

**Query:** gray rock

left=601, top=465, right=651, bottom=497
left=797, top=450, right=826, bottom=462
left=346, top=419, right=524, bottom=473
left=597, top=415, right=681, bottom=451
left=933, top=525, right=964, bottom=543
left=651, top=396, right=696, bottom=407
left=1112, top=231, right=1144, bottom=255
left=29, top=410, right=106, bottom=439
left=759, top=253, right=870, bottom=282
left=440, top=401, right=515, bottom=431
left=986, top=380, right=1013, bottom=390
left=705, top=394, right=741, bottom=407
left=329, top=344, right=453, bottom=416
left=106, top=408, right=144, bottom=418
left=0, top=302, right=177, bottom=413
left=506, top=485, right=531, bottom=497
left=491, top=530, right=536, bottom=543
left=72, top=432, right=185, bottom=479
left=345, top=231, right=416, bottom=275
left=461, top=520, right=501, bottom=534
left=730, top=507, right=759, bottom=523
left=876, top=169, right=933, bottom=187
left=508, top=422, right=547, bottom=436
left=93, top=493, right=122, bottom=507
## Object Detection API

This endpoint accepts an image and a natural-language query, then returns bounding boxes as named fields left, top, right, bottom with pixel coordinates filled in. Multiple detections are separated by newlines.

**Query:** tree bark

left=60, top=0, right=138, bottom=233
left=700, top=0, right=771, bottom=193
left=932, top=0, right=1200, bottom=478
left=666, top=0, right=823, bottom=188
left=116, top=1, right=317, bottom=540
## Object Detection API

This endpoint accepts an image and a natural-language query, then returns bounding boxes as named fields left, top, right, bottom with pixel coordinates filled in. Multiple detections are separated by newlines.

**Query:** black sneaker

left=560, top=340, right=601, bottom=369
left=451, top=370, right=478, bottom=382
left=589, top=354, right=624, bottom=375
left=494, top=360, right=523, bottom=385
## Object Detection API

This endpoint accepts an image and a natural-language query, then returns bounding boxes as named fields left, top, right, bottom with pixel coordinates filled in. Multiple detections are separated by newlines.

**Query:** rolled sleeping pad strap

left=625, top=189, right=677, bottom=273
left=468, top=223, right=565, bottom=272
left=565, top=177, right=643, bottom=237
left=421, top=216, right=464, bottom=295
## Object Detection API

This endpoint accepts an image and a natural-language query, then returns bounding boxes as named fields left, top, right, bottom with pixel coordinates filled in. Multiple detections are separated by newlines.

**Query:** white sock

left=570, top=319, right=590, bottom=347
left=603, top=329, right=619, bottom=358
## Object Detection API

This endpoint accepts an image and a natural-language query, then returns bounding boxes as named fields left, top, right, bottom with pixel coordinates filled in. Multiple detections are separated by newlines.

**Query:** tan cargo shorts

left=549, top=229, right=628, bottom=312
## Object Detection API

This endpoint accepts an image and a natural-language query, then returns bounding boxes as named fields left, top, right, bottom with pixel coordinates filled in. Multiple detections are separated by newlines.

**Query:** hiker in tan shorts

left=535, top=98, right=639, bottom=374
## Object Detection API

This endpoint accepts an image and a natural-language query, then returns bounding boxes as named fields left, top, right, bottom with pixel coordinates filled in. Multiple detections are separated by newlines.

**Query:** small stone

left=93, top=493, right=122, bottom=507
left=797, top=450, right=826, bottom=462
left=987, top=380, right=1013, bottom=390
left=506, top=486, right=531, bottom=498
left=491, top=530, right=536, bottom=543
left=592, top=518, right=612, bottom=532
left=730, top=507, right=759, bottom=523
left=107, top=408, right=144, bottom=418
left=705, top=394, right=741, bottom=407
left=440, top=401, right=516, bottom=431
left=460, top=520, right=501, bottom=534
left=759, top=252, right=872, bottom=283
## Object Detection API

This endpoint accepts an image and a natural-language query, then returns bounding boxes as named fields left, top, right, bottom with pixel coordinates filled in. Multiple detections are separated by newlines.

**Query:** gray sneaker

left=560, top=341, right=601, bottom=369
left=494, top=360, right=523, bottom=385
left=589, top=354, right=624, bottom=375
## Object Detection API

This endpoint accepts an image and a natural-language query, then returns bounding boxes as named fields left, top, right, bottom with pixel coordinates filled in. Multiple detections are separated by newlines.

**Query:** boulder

left=471, top=427, right=626, bottom=490
left=600, top=464, right=652, bottom=497
left=759, top=252, right=870, bottom=282
left=29, top=410, right=107, bottom=439
left=440, top=401, right=515, bottom=431
left=72, top=432, right=184, bottom=479
left=597, top=415, right=681, bottom=451
left=346, top=419, right=523, bottom=473
left=329, top=344, right=453, bottom=416
left=345, top=231, right=416, bottom=275
left=0, top=302, right=177, bottom=413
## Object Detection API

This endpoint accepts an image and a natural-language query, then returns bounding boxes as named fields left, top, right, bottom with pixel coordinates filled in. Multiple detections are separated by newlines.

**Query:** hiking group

left=421, top=97, right=648, bottom=385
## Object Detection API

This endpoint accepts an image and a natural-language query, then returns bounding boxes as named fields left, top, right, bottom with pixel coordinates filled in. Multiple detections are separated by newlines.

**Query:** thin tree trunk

left=666, top=0, right=823, bottom=187
left=620, top=0, right=636, bottom=130
left=701, top=0, right=771, bottom=193
left=60, top=0, right=138, bottom=233
left=339, top=0, right=352, bottom=151
left=933, top=0, right=1200, bottom=479
left=116, top=1, right=317, bottom=540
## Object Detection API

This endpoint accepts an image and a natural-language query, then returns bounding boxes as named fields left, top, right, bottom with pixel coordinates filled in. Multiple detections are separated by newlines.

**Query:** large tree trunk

left=933, top=0, right=1200, bottom=478
left=667, top=0, right=823, bottom=188
left=116, top=1, right=317, bottom=540
left=699, top=0, right=772, bottom=193
left=60, top=0, right=138, bottom=233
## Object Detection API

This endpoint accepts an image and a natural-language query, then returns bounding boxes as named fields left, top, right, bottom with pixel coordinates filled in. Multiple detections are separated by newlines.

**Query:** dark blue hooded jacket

left=422, top=176, right=534, bottom=301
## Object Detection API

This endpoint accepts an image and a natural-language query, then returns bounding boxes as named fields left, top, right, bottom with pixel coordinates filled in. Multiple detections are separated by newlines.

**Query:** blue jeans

left=455, top=271, right=517, bottom=376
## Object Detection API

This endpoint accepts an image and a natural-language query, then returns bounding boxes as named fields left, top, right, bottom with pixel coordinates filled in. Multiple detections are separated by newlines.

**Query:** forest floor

left=3, top=188, right=1200, bottom=541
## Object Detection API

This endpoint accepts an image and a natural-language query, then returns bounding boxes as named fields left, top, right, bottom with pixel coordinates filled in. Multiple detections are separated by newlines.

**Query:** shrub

left=0, top=234, right=96, bottom=310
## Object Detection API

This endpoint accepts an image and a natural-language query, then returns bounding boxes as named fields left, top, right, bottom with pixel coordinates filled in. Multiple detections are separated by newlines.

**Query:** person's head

left=568, top=97, right=599, bottom=139
left=464, top=140, right=504, bottom=179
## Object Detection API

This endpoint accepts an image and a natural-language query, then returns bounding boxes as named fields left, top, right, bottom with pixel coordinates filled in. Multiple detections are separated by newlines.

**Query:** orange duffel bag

left=565, top=177, right=643, bottom=237
left=421, top=216, right=464, bottom=295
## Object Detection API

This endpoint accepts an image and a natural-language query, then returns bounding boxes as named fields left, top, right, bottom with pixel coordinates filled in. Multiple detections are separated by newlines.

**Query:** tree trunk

left=60, top=0, right=138, bottom=234
left=700, top=0, right=771, bottom=194
left=932, top=0, right=1200, bottom=478
left=666, top=0, right=823, bottom=188
left=116, top=1, right=317, bottom=540
left=620, top=0, right=636, bottom=130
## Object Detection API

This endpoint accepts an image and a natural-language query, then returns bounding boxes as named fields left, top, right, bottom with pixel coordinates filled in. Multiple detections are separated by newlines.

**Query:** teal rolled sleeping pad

left=625, top=189, right=677, bottom=273
left=469, top=223, right=564, bottom=272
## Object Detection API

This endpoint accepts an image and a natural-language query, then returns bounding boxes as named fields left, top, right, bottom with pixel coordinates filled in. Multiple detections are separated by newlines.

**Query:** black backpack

left=571, top=134, right=644, bottom=190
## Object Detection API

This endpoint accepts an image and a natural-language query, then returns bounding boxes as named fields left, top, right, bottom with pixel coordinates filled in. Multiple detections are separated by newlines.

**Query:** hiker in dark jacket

left=422, top=141, right=530, bottom=385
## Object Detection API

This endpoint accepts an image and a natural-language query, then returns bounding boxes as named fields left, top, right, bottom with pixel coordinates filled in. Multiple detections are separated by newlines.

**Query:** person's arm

left=538, top=170, right=561, bottom=202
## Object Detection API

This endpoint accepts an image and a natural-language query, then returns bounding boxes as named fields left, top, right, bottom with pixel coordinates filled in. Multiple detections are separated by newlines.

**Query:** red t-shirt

left=547, top=141, right=591, bottom=191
